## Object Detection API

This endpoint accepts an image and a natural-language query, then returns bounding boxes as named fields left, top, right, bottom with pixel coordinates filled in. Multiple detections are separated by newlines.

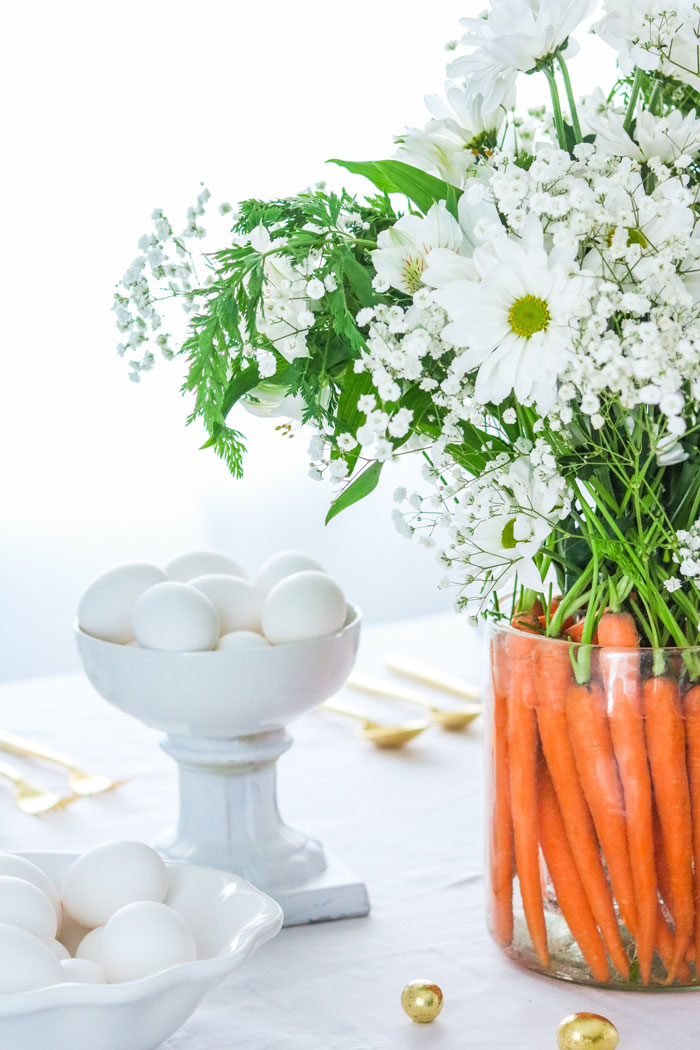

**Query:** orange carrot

left=599, top=611, right=656, bottom=985
left=488, top=632, right=514, bottom=947
left=566, top=620, right=599, bottom=644
left=644, top=674, right=694, bottom=980
left=535, top=643, right=629, bottom=977
left=505, top=627, right=549, bottom=968
left=566, top=680, right=639, bottom=942
left=656, top=906, right=693, bottom=983
left=538, top=763, right=610, bottom=983
left=683, top=684, right=700, bottom=972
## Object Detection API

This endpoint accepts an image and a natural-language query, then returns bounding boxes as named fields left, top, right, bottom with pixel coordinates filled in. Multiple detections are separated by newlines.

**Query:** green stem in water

left=543, top=63, right=568, bottom=151
left=623, top=67, right=644, bottom=133
left=556, top=54, right=582, bottom=142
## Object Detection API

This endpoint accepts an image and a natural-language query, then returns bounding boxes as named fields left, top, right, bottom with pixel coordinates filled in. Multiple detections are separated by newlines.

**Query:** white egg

left=0, top=853, right=62, bottom=926
left=261, top=571, right=347, bottom=645
left=75, top=927, right=105, bottom=964
left=49, top=939, right=71, bottom=961
left=256, top=550, right=325, bottom=595
left=102, top=902, right=196, bottom=982
left=0, top=877, right=57, bottom=944
left=165, top=551, right=247, bottom=582
left=132, top=582, right=220, bottom=652
left=78, top=564, right=166, bottom=644
left=190, top=574, right=261, bottom=634
left=0, top=924, right=63, bottom=994
left=59, top=958, right=107, bottom=984
left=216, top=631, right=271, bottom=651
left=62, top=841, right=168, bottom=929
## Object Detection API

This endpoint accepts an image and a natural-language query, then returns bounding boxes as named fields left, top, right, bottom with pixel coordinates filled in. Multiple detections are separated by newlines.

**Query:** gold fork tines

left=0, top=759, right=79, bottom=816
left=0, top=730, right=122, bottom=798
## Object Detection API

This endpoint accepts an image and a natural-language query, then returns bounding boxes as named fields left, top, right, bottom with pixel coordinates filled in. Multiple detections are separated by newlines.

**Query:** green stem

left=556, top=54, right=582, bottom=142
left=623, top=67, right=644, bottom=133
left=648, top=80, right=663, bottom=116
left=543, top=64, right=567, bottom=151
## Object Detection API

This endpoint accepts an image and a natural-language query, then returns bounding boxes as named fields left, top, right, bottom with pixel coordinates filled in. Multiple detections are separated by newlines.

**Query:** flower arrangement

left=114, top=0, right=700, bottom=988
left=114, top=0, right=700, bottom=654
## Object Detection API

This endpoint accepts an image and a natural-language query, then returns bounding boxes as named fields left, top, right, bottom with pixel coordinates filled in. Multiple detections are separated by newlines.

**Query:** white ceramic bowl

left=75, top=604, right=361, bottom=736
left=0, top=852, right=283, bottom=1050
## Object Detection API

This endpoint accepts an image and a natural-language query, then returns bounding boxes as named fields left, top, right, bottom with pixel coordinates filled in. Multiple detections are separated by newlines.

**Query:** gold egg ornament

left=401, top=979, right=443, bottom=1023
left=557, top=1012, right=619, bottom=1050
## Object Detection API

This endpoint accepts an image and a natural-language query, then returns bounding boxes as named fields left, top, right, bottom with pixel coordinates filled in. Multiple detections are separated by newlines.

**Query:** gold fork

left=0, top=759, right=78, bottom=815
left=0, top=730, right=122, bottom=797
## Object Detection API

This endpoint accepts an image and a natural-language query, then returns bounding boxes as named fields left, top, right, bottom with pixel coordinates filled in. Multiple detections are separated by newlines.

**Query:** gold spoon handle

left=322, top=699, right=374, bottom=727
left=346, top=673, right=438, bottom=712
left=0, top=729, right=79, bottom=772
left=383, top=654, right=481, bottom=700
left=0, top=758, right=24, bottom=785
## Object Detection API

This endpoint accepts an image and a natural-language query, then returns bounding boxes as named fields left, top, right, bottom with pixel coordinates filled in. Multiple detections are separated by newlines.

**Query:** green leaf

left=329, top=158, right=460, bottom=217
left=325, top=462, right=383, bottom=525
left=340, top=246, right=376, bottom=307
left=221, top=364, right=262, bottom=419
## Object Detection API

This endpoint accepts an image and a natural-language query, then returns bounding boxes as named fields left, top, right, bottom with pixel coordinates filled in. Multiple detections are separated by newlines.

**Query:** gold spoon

left=383, top=653, right=482, bottom=700
left=347, top=672, right=481, bottom=731
left=322, top=699, right=428, bottom=749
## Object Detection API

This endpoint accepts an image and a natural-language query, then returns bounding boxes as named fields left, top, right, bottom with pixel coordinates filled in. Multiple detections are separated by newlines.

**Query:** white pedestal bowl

left=75, top=606, right=368, bottom=926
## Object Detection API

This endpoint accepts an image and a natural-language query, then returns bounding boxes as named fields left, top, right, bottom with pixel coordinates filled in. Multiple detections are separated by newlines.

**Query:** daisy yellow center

left=508, top=295, right=551, bottom=339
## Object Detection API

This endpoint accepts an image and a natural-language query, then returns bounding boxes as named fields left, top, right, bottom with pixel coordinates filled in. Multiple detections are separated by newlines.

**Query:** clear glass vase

left=486, top=622, right=700, bottom=989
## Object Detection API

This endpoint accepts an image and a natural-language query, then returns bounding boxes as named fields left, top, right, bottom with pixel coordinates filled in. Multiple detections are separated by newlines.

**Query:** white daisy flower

left=583, top=89, right=700, bottom=165
left=432, top=215, right=586, bottom=411
left=450, top=0, right=596, bottom=92
left=371, top=202, right=464, bottom=296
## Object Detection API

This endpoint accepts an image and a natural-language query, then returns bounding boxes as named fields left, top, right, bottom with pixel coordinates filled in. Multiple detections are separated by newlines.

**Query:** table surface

left=0, top=614, right=695, bottom=1049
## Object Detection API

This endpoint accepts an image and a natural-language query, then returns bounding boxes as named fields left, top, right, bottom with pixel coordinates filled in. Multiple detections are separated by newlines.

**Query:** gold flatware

left=383, top=653, right=482, bottom=701
left=322, top=700, right=428, bottom=749
left=0, top=759, right=78, bottom=816
left=347, top=672, right=481, bottom=731
left=0, top=729, right=123, bottom=797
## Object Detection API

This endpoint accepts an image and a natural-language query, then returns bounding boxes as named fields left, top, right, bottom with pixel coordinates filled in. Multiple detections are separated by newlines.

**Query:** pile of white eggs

left=0, top=842, right=199, bottom=994
left=78, top=549, right=349, bottom=651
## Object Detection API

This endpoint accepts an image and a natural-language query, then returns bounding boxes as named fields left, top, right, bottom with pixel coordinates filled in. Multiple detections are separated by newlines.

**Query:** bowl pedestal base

left=156, top=728, right=370, bottom=926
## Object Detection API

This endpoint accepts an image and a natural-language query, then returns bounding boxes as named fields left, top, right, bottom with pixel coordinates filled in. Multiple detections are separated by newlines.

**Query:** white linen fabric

left=0, top=615, right=692, bottom=1049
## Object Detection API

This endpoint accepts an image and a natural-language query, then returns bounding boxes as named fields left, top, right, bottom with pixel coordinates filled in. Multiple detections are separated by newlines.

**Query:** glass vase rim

left=489, top=619, right=700, bottom=654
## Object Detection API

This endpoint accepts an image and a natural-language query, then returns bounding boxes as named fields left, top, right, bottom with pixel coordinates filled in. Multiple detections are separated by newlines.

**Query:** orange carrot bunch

left=487, top=610, right=700, bottom=987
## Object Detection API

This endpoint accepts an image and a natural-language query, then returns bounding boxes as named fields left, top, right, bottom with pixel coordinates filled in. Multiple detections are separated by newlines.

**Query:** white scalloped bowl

left=75, top=604, right=361, bottom=737
left=0, top=852, right=283, bottom=1050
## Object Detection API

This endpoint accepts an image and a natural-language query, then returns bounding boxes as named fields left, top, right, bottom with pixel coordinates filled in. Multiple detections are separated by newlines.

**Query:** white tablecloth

left=0, top=614, right=695, bottom=1049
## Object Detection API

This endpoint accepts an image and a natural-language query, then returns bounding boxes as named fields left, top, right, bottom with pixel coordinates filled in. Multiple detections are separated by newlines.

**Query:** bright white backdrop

left=0, top=1, right=615, bottom=682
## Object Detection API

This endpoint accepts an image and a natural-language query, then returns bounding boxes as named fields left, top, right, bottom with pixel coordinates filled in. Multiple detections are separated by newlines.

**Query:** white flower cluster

left=595, top=1, right=700, bottom=88
left=247, top=224, right=337, bottom=371
left=113, top=188, right=212, bottom=382
left=393, top=443, right=571, bottom=612
left=671, top=521, right=700, bottom=585
left=371, top=137, right=700, bottom=453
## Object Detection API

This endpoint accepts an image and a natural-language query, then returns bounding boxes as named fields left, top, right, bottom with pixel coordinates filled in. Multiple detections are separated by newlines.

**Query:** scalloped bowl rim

left=0, top=853, right=283, bottom=1016
left=74, top=601, right=361, bottom=657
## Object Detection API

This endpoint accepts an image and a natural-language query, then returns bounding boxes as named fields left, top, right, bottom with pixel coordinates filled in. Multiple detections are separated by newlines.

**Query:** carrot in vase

left=644, top=673, right=694, bottom=981
left=489, top=632, right=514, bottom=947
left=598, top=611, right=656, bottom=986
left=538, top=763, right=610, bottom=983
left=535, top=642, right=629, bottom=978
left=651, top=798, right=693, bottom=981
left=566, top=680, right=639, bottom=944
left=505, top=626, right=549, bottom=969
left=683, top=683, right=700, bottom=974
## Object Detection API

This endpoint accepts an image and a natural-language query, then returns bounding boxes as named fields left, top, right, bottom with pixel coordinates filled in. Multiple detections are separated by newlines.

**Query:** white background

left=0, top=1, right=615, bottom=682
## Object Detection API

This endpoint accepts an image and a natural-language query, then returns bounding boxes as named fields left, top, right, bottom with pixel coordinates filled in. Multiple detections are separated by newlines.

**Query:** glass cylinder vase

left=486, top=622, right=700, bottom=989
